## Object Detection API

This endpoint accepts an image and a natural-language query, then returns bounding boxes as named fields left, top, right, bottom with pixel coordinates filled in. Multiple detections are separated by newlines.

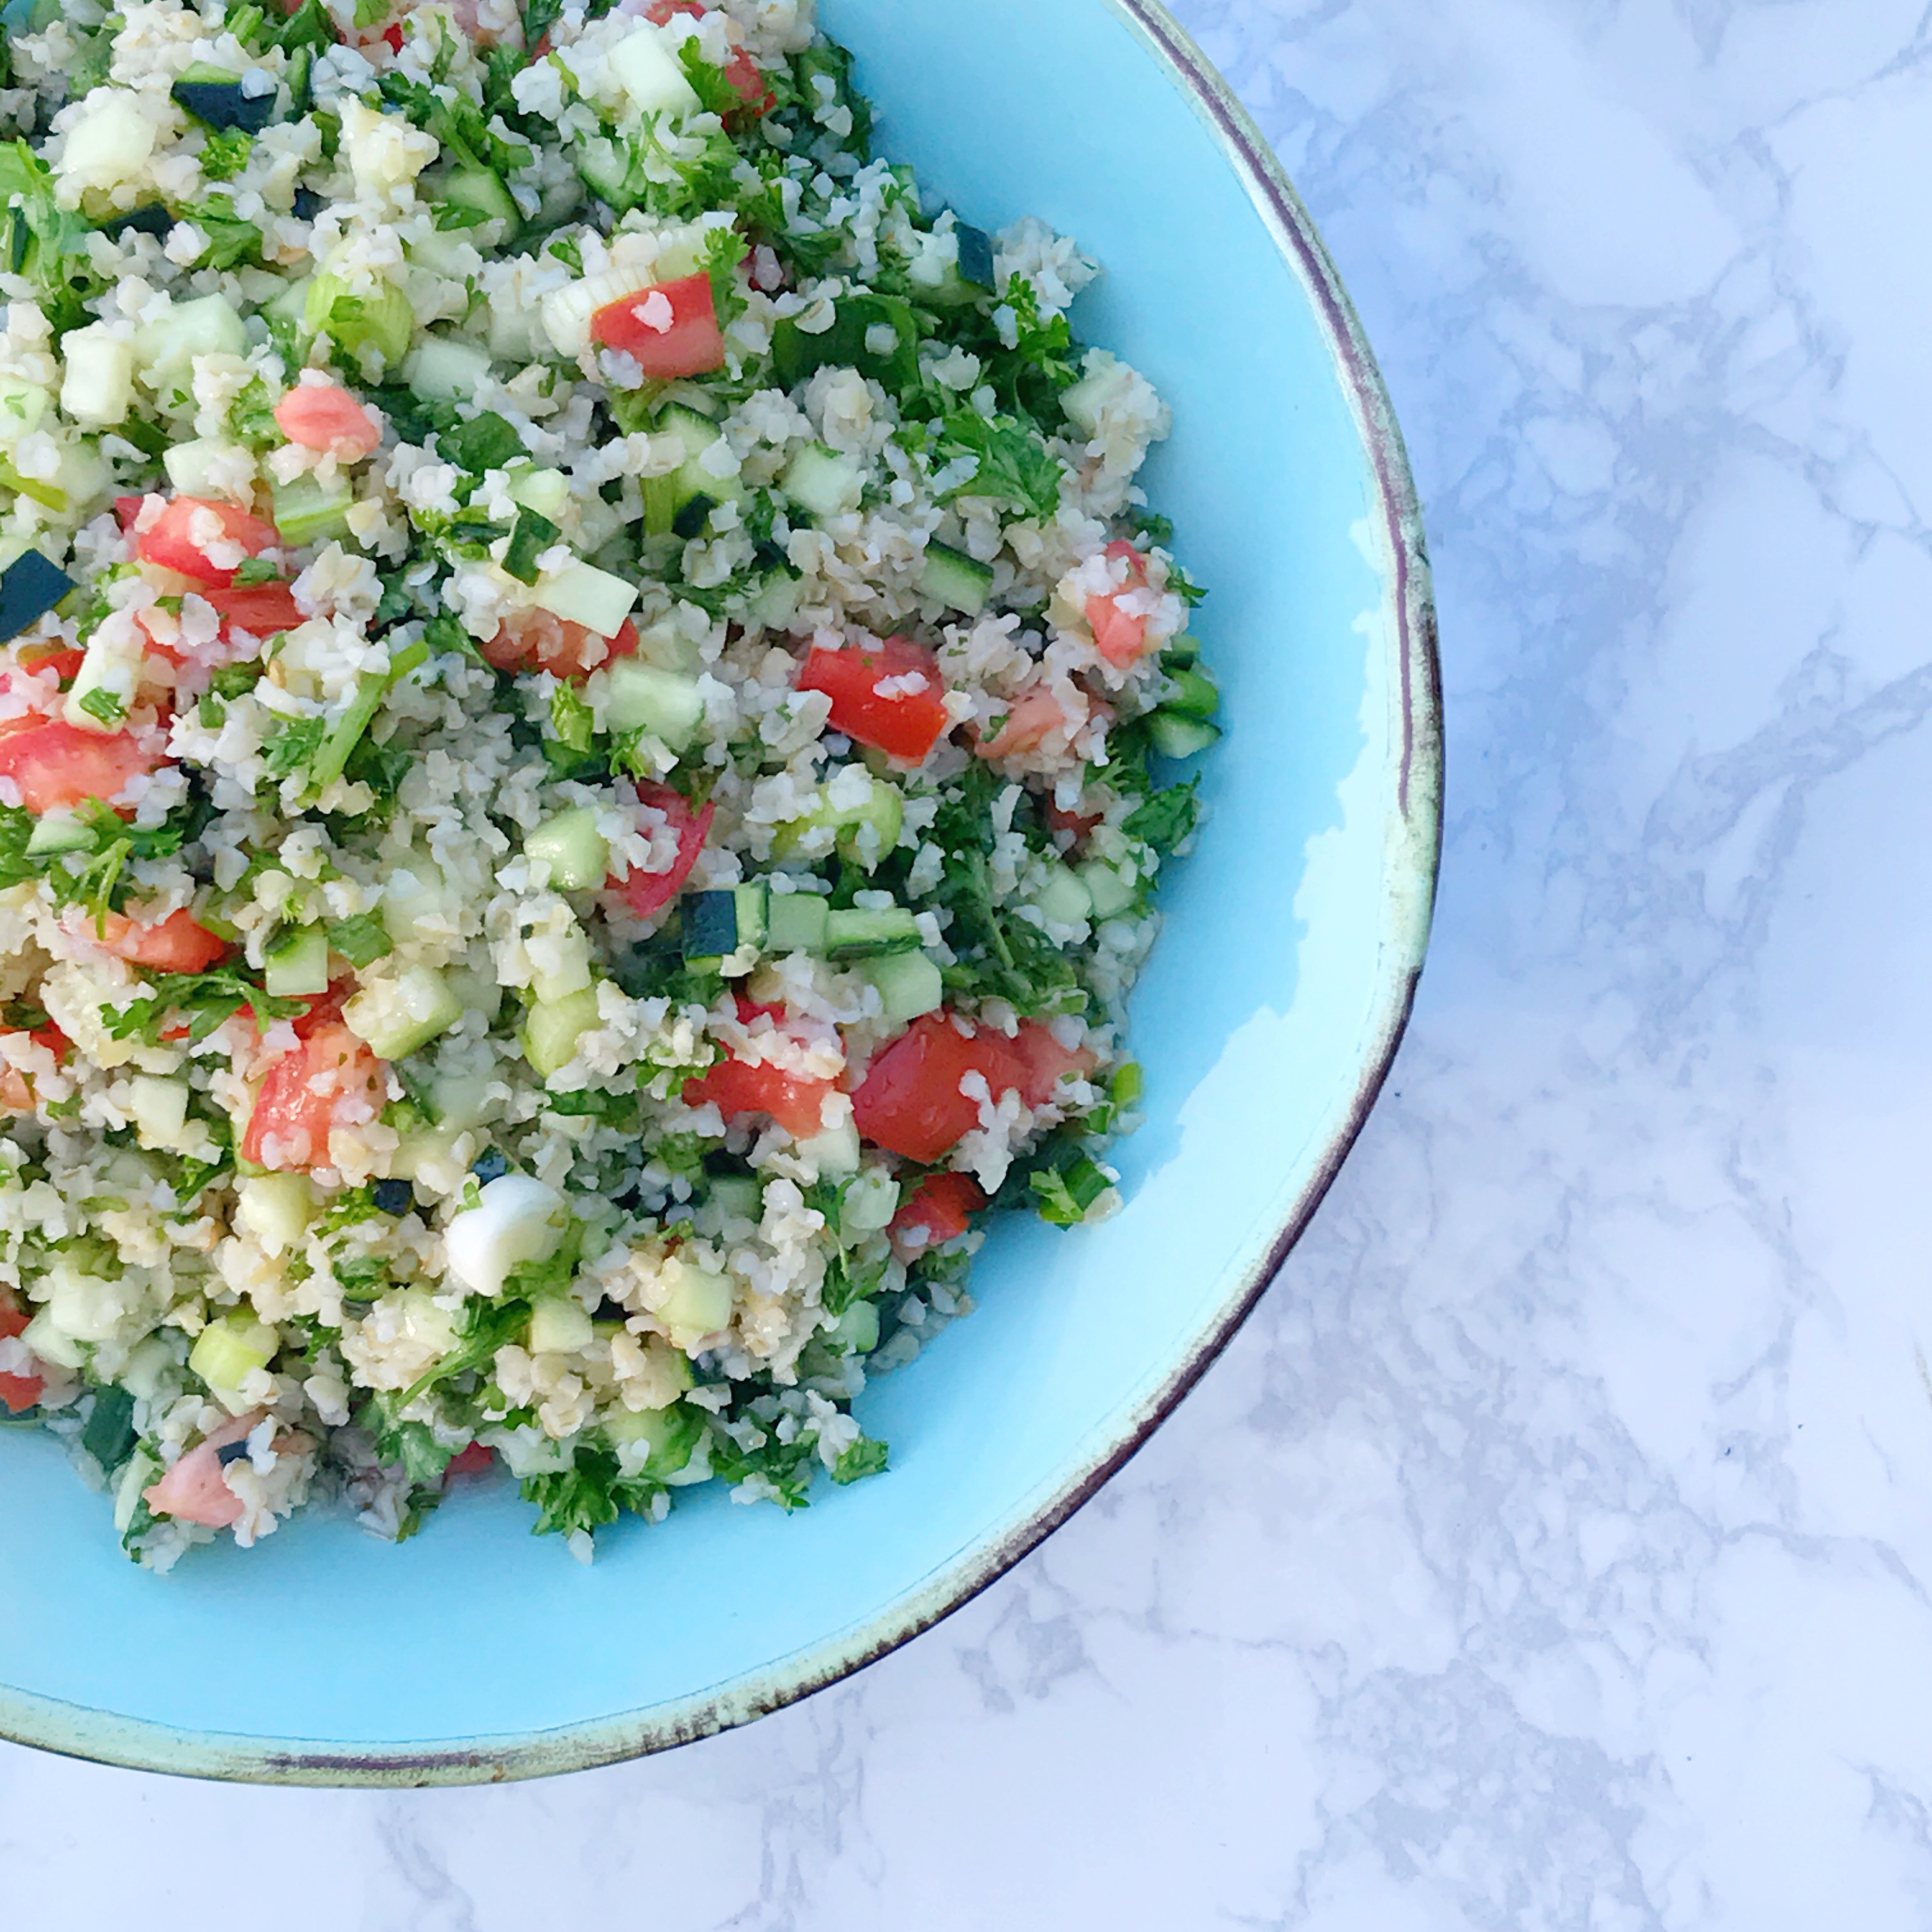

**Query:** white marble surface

left=10, top=0, right=1932, bottom=1920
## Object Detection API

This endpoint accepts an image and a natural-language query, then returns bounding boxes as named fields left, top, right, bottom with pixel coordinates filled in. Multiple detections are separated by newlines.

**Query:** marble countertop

left=9, top=0, right=1929, bottom=1921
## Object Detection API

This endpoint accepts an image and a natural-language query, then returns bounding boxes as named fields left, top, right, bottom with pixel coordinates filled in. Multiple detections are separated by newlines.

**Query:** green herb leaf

left=327, top=914, right=393, bottom=969
left=502, top=508, right=558, bottom=585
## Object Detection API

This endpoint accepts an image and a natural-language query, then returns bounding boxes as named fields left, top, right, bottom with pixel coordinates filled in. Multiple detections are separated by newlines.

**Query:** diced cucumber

left=400, top=335, right=494, bottom=402
left=774, top=774, right=904, bottom=869
left=825, top=1300, right=880, bottom=1355
left=532, top=560, right=638, bottom=638
left=189, top=1310, right=277, bottom=1404
left=657, top=1257, right=734, bottom=1352
left=919, top=540, right=993, bottom=614
left=262, top=275, right=313, bottom=357
left=64, top=622, right=142, bottom=731
left=860, top=949, right=944, bottom=1023
left=0, top=376, right=49, bottom=440
left=1078, top=859, right=1137, bottom=921
left=164, top=437, right=249, bottom=501
left=114, top=1450, right=158, bottom=1532
left=304, top=273, right=413, bottom=371
left=526, top=807, right=610, bottom=892
left=528, top=921, right=592, bottom=1005
left=839, top=1165, right=901, bottom=1238
left=234, top=1173, right=314, bottom=1255
left=764, top=891, right=829, bottom=955
left=126, top=1073, right=189, bottom=1149
left=707, top=1174, right=763, bottom=1223
left=1163, top=633, right=1202, bottom=666
left=344, top=967, right=464, bottom=1061
left=24, top=811, right=92, bottom=857
left=443, top=163, right=519, bottom=234
left=606, top=21, right=701, bottom=116
left=642, top=402, right=744, bottom=537
left=1030, top=862, right=1092, bottom=928
left=444, top=1174, right=568, bottom=1300
left=1147, top=710, right=1222, bottom=760
left=380, top=855, right=455, bottom=943
left=135, top=295, right=248, bottom=394
left=264, top=926, right=330, bottom=998
left=905, top=224, right=993, bottom=307
left=780, top=442, right=863, bottom=519
left=527, top=1296, right=594, bottom=1355
left=795, top=1114, right=859, bottom=1176
left=602, top=657, right=705, bottom=749
left=604, top=1398, right=702, bottom=1477
left=509, top=466, right=570, bottom=523
left=1164, top=666, right=1220, bottom=717
left=824, top=905, right=922, bottom=960
left=59, top=325, right=134, bottom=427
left=272, top=472, right=353, bottom=546
left=523, top=986, right=601, bottom=1078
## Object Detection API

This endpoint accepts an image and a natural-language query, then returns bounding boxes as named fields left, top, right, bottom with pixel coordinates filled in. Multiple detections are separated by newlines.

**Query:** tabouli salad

left=0, top=0, right=1221, bottom=1568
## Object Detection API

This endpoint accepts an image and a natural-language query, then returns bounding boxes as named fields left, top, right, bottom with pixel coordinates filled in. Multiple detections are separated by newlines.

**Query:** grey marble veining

left=9, top=1, right=1931, bottom=1922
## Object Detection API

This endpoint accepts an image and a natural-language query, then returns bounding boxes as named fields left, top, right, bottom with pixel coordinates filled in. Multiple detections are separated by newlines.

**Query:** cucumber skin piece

left=1147, top=710, right=1222, bottom=759
left=823, top=907, right=922, bottom=960
left=918, top=540, right=993, bottom=615
left=681, top=889, right=739, bottom=962
left=0, top=550, right=75, bottom=643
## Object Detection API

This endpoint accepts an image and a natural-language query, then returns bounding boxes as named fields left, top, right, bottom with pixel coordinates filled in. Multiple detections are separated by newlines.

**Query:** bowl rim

left=0, top=0, right=1442, bottom=1787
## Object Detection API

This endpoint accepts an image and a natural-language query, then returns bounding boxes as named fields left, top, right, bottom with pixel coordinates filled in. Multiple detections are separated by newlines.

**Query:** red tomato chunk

left=889, top=1172, right=987, bottom=1262
left=136, top=496, right=280, bottom=588
left=852, top=1013, right=1096, bottom=1164
left=0, top=721, right=159, bottom=815
left=590, top=273, right=728, bottom=380
left=481, top=611, right=640, bottom=682
left=797, top=636, right=950, bottom=765
left=1086, top=540, right=1155, bottom=668
left=0, top=1286, right=43, bottom=1414
left=91, top=908, right=230, bottom=974
left=684, top=1055, right=838, bottom=1140
left=273, top=381, right=381, bottom=459
left=241, top=1024, right=383, bottom=1172
left=203, top=580, right=305, bottom=641
left=611, top=783, right=715, bottom=919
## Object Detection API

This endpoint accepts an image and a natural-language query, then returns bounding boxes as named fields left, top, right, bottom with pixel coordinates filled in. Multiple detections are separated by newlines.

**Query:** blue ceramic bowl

left=0, top=0, right=1439, bottom=1782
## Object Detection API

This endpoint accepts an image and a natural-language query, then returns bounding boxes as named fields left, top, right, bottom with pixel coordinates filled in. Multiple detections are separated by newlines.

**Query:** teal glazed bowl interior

left=0, top=0, right=1439, bottom=1783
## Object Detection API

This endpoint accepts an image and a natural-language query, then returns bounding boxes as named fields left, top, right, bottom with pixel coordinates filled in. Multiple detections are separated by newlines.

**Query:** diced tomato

left=611, top=783, right=715, bottom=919
left=201, top=579, right=306, bottom=641
left=722, top=45, right=773, bottom=115
left=241, top=1023, right=383, bottom=1172
left=683, top=1054, right=837, bottom=1139
left=0, top=1285, right=43, bottom=1413
left=445, top=1441, right=495, bottom=1480
left=381, top=19, right=403, bottom=50
left=589, top=273, right=728, bottom=380
left=643, top=1, right=705, bottom=19
left=293, top=981, right=353, bottom=1039
left=480, top=611, right=640, bottom=682
left=142, top=1409, right=266, bottom=1528
left=797, top=636, right=950, bottom=765
left=136, top=496, right=280, bottom=589
left=89, top=908, right=231, bottom=974
left=1086, top=541, right=1154, bottom=667
left=1045, top=799, right=1101, bottom=843
left=0, top=721, right=159, bottom=815
left=852, top=1013, right=1096, bottom=1163
left=17, top=643, right=84, bottom=684
left=115, top=494, right=145, bottom=534
left=889, top=1172, right=986, bottom=1262
left=273, top=381, right=382, bottom=460
left=0, top=1027, right=52, bottom=1117
left=976, top=684, right=1068, bottom=762
left=735, top=990, right=787, bottom=1027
